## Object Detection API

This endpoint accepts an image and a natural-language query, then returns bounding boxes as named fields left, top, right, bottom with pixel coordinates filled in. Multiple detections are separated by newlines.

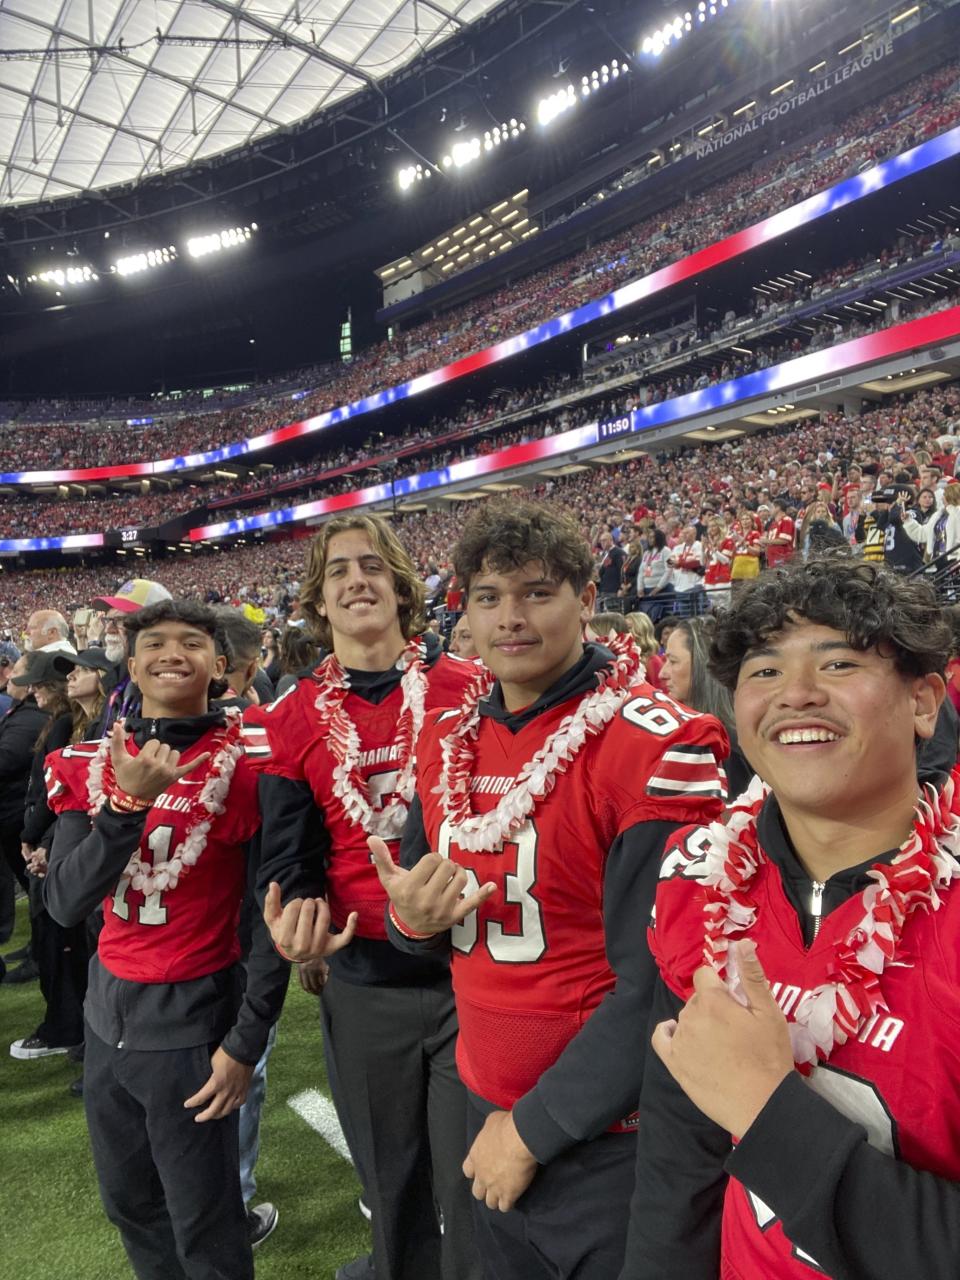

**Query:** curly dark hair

left=454, top=500, right=594, bottom=594
left=124, top=599, right=223, bottom=650
left=709, top=557, right=950, bottom=689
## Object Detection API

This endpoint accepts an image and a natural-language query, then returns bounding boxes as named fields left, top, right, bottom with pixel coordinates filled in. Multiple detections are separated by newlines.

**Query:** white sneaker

left=247, top=1202, right=278, bottom=1247
left=10, top=1035, right=72, bottom=1059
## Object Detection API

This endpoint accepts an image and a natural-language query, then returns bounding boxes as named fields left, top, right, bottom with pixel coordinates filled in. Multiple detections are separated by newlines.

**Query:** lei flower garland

left=314, top=638, right=428, bottom=838
left=436, top=634, right=644, bottom=853
left=695, top=770, right=960, bottom=1069
left=87, top=707, right=245, bottom=896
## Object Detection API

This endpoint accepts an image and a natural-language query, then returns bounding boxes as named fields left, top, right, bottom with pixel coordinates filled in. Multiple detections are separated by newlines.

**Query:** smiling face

left=466, top=560, right=596, bottom=711
left=319, top=528, right=405, bottom=663
left=128, top=621, right=226, bottom=718
left=734, top=621, right=942, bottom=827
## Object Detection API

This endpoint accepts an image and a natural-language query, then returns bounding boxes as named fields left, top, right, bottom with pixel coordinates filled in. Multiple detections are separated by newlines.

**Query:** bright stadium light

left=398, top=163, right=432, bottom=190
left=537, top=84, right=577, bottom=127
left=576, top=57, right=628, bottom=100
left=639, top=0, right=733, bottom=57
left=114, top=246, right=178, bottom=277
left=443, top=122, right=525, bottom=172
left=186, top=224, right=258, bottom=259
left=26, top=264, right=98, bottom=287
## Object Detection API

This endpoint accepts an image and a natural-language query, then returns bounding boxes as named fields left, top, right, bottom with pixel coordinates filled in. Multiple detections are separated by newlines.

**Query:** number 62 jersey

left=413, top=683, right=729, bottom=1112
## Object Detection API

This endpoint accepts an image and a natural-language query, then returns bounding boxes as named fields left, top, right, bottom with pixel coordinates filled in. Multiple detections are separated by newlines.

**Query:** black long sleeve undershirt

left=387, top=792, right=682, bottom=1163
left=619, top=980, right=728, bottom=1280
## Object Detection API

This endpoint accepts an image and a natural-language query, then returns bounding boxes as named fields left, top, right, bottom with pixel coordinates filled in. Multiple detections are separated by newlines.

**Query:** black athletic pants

left=84, top=1027, right=253, bottom=1280
left=467, top=1100, right=636, bottom=1280
left=31, top=879, right=87, bottom=1046
left=0, top=820, right=27, bottom=944
left=321, top=974, right=482, bottom=1280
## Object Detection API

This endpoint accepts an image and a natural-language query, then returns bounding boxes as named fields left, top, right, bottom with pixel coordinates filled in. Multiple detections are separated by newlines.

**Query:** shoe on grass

left=69, top=1077, right=84, bottom=1098
left=335, top=1254, right=376, bottom=1280
left=10, top=1035, right=74, bottom=1059
left=3, top=959, right=39, bottom=984
left=247, top=1202, right=278, bottom=1247
left=2, top=944, right=30, bottom=962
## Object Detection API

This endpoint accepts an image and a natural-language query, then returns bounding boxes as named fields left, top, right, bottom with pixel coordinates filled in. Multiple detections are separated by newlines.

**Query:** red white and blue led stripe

left=2, top=121, right=959, bottom=510
left=187, top=305, right=960, bottom=543
left=4, top=303, right=957, bottom=555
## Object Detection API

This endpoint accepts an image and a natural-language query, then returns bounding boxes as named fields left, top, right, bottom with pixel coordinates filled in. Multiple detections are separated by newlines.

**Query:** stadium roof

left=0, top=0, right=504, bottom=207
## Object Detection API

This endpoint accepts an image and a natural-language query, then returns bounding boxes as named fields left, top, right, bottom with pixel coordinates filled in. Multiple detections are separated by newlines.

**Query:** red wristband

left=388, top=902, right=437, bottom=941
left=107, top=787, right=152, bottom=814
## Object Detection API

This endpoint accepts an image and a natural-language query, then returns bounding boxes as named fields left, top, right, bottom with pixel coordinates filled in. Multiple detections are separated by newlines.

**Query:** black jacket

left=0, top=697, right=50, bottom=825
left=43, top=710, right=288, bottom=1064
left=21, top=712, right=72, bottom=849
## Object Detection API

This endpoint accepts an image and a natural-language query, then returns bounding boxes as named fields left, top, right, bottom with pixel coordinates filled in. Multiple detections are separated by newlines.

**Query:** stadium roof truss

left=0, top=0, right=505, bottom=207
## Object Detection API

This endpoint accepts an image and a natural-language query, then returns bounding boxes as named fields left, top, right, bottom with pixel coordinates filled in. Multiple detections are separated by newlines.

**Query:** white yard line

left=287, top=1088, right=353, bottom=1163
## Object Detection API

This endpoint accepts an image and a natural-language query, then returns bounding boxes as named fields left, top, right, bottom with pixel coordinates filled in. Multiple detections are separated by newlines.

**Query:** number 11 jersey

left=46, top=733, right=260, bottom=984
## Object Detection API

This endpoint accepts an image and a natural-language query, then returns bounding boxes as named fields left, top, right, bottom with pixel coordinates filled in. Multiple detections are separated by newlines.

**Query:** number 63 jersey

left=414, top=683, right=728, bottom=1111
left=46, top=734, right=260, bottom=984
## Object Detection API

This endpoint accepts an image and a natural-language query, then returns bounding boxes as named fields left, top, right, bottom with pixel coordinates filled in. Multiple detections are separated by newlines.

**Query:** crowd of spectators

left=1, top=55, right=958, bottom=475
left=2, top=377, right=959, bottom=638
left=3, top=216, right=958, bottom=542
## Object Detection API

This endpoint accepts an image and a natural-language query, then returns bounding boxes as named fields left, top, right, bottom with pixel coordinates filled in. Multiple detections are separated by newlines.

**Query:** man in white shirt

left=667, top=527, right=706, bottom=616
left=23, top=611, right=76, bottom=656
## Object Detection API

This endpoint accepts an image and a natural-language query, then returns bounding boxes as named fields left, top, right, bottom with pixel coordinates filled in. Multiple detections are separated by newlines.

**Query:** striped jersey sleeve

left=645, top=743, right=728, bottom=801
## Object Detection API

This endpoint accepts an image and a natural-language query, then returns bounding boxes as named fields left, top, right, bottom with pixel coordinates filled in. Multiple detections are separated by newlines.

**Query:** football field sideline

left=0, top=902, right=370, bottom=1279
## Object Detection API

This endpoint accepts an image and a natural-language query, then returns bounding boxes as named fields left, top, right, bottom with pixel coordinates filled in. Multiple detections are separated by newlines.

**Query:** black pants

left=32, top=884, right=87, bottom=1046
left=319, top=977, right=371, bottom=1196
left=321, top=974, right=482, bottom=1280
left=467, top=1101, right=636, bottom=1280
left=0, top=819, right=26, bottom=945
left=84, top=1027, right=253, bottom=1280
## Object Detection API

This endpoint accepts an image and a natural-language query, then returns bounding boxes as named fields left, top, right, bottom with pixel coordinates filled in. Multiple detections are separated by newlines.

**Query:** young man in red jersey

left=372, top=501, right=729, bottom=1280
left=42, top=600, right=288, bottom=1280
left=622, top=558, right=960, bottom=1280
left=247, top=513, right=482, bottom=1280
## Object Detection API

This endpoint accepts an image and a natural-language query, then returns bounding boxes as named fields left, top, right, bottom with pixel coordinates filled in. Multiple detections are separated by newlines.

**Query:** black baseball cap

left=10, top=651, right=64, bottom=687
left=52, top=647, right=121, bottom=694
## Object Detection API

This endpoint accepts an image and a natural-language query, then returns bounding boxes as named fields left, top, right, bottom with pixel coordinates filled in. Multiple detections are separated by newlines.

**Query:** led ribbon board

left=5, top=123, right=960, bottom=490
left=188, top=305, right=960, bottom=542
left=0, top=532, right=105, bottom=554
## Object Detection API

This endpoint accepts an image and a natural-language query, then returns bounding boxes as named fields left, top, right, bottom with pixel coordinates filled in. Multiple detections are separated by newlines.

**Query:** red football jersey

left=704, top=539, right=735, bottom=586
left=244, top=653, right=480, bottom=938
left=415, top=686, right=728, bottom=1110
left=764, top=517, right=796, bottom=568
left=652, top=823, right=960, bottom=1278
left=46, top=732, right=260, bottom=984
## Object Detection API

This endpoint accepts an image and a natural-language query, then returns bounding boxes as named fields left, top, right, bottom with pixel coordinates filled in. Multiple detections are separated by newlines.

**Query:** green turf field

left=0, top=902, right=371, bottom=1279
